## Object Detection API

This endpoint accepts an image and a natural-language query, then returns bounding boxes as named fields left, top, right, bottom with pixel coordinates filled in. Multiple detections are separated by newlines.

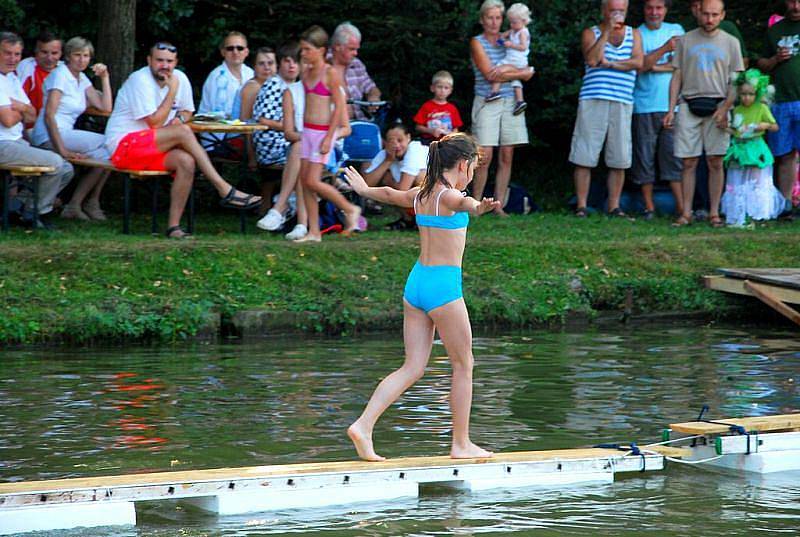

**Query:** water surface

left=1, top=323, right=798, bottom=535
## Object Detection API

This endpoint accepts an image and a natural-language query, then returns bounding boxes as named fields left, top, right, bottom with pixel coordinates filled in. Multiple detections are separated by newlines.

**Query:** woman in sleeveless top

left=343, top=133, right=498, bottom=462
left=469, top=0, right=533, bottom=215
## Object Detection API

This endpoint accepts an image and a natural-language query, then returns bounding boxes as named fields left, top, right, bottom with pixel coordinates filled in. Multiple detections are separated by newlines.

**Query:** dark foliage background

left=1, top=0, right=786, bottom=205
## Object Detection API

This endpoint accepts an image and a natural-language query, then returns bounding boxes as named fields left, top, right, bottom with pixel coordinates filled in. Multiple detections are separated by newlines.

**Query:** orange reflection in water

left=104, top=372, right=169, bottom=450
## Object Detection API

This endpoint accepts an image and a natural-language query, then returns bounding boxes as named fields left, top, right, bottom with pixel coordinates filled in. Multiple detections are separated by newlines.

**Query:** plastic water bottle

left=215, top=70, right=229, bottom=117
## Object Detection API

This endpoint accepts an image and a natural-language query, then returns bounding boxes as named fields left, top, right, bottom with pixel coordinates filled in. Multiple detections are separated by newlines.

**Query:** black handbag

left=685, top=97, right=724, bottom=117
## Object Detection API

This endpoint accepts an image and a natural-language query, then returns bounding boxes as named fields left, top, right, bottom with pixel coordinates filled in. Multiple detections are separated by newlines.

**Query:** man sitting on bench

left=0, top=32, right=73, bottom=230
left=104, top=41, right=261, bottom=238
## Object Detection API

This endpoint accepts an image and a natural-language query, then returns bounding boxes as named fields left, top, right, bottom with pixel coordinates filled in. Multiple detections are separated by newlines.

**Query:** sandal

left=671, top=215, right=692, bottom=227
left=220, top=187, right=261, bottom=210
left=607, top=207, right=628, bottom=218
left=166, top=225, right=193, bottom=239
left=710, top=215, right=725, bottom=228
left=574, top=207, right=588, bottom=218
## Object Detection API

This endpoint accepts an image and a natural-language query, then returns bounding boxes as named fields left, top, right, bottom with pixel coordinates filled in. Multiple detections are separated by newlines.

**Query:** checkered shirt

left=252, top=76, right=290, bottom=166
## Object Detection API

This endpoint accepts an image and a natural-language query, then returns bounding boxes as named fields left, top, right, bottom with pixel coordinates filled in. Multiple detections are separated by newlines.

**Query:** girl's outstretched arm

left=344, top=166, right=417, bottom=208
left=441, top=190, right=501, bottom=216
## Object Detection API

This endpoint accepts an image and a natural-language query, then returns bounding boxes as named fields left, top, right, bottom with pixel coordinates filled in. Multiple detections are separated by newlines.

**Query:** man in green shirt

left=688, top=0, right=748, bottom=66
left=757, top=0, right=800, bottom=218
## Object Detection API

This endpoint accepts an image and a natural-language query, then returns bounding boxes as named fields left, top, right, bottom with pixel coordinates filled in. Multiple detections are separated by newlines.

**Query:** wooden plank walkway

left=718, top=268, right=800, bottom=290
left=0, top=448, right=649, bottom=497
left=0, top=447, right=665, bottom=534
left=671, top=413, right=800, bottom=435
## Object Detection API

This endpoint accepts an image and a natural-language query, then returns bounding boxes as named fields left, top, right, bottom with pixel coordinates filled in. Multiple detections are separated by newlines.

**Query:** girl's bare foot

left=293, top=234, right=321, bottom=243
left=451, top=441, right=494, bottom=459
left=343, top=205, right=362, bottom=233
left=347, top=423, right=385, bottom=462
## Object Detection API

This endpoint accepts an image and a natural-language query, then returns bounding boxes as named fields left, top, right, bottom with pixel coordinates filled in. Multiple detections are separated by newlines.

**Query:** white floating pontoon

left=2, top=412, right=797, bottom=535
left=0, top=447, right=665, bottom=535
left=666, top=413, right=800, bottom=474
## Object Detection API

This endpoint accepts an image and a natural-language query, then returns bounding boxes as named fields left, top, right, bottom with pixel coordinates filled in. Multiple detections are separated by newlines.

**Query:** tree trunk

left=97, top=0, right=136, bottom=94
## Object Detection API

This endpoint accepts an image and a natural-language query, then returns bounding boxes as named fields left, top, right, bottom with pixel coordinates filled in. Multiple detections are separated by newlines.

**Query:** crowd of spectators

left=1, top=0, right=799, bottom=237
left=571, top=0, right=800, bottom=226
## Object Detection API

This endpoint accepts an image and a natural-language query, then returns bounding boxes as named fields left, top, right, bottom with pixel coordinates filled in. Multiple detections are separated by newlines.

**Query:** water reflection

left=0, top=323, right=798, bottom=535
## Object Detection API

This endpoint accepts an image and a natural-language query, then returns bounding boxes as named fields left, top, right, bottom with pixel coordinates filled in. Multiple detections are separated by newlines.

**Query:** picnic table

left=188, top=120, right=268, bottom=134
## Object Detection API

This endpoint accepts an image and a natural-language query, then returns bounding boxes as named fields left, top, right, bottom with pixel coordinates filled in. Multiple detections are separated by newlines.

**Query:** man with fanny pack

left=662, top=0, right=743, bottom=227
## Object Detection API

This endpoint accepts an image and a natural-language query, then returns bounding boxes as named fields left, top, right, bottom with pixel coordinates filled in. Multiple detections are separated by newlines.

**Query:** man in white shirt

left=105, top=41, right=260, bottom=238
left=0, top=32, right=73, bottom=229
left=16, top=31, right=62, bottom=115
left=198, top=31, right=253, bottom=154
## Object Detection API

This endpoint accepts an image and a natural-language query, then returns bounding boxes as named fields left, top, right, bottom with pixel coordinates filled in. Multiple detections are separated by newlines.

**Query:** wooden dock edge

left=705, top=275, right=800, bottom=326
left=704, top=275, right=800, bottom=305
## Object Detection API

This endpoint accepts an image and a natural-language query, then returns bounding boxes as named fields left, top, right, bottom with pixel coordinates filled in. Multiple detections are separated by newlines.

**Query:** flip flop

left=710, top=216, right=725, bottom=228
left=607, top=207, right=629, bottom=218
left=220, top=187, right=261, bottom=210
left=165, top=225, right=193, bottom=239
left=671, top=215, right=692, bottom=227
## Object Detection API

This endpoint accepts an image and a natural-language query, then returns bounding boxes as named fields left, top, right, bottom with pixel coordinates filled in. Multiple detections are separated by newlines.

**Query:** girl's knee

left=404, top=364, right=426, bottom=382
left=450, top=352, right=474, bottom=372
left=301, top=175, right=318, bottom=190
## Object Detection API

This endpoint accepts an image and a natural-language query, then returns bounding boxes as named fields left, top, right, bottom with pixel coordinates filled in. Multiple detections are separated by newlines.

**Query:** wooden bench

left=208, top=157, right=283, bottom=234
left=67, top=158, right=179, bottom=235
left=0, top=164, right=56, bottom=231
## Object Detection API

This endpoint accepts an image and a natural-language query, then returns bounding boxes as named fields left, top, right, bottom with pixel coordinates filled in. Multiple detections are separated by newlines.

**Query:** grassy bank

left=1, top=211, right=797, bottom=344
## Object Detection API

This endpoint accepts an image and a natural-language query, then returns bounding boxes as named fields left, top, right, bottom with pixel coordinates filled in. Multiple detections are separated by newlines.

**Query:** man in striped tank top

left=569, top=0, right=643, bottom=217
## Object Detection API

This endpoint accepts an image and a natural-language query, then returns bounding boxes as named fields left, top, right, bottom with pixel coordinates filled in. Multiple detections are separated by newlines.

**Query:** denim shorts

left=768, top=100, right=800, bottom=157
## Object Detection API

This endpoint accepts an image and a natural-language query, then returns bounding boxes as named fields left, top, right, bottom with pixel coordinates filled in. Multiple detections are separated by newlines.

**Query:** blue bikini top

left=414, top=188, right=469, bottom=229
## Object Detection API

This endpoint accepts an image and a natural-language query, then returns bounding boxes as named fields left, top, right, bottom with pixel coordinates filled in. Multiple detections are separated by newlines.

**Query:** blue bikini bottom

left=403, top=261, right=463, bottom=313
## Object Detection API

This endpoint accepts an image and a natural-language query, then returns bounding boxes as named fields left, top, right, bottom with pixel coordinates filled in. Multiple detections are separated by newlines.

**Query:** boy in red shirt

left=413, top=70, right=463, bottom=144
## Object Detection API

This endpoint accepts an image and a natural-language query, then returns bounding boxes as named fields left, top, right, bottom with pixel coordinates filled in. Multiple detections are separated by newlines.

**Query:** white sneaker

left=285, top=224, right=308, bottom=240
left=256, top=208, right=285, bottom=231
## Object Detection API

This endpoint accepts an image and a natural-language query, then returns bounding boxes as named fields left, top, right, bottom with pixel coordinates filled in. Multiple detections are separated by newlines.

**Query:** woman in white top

left=32, top=36, right=112, bottom=220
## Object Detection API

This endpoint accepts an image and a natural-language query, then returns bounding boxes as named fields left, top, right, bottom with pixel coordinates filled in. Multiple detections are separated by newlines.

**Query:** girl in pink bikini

left=295, top=26, right=361, bottom=242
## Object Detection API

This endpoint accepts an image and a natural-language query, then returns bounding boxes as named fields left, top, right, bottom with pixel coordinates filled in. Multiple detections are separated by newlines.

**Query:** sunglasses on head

left=225, top=45, right=246, bottom=52
left=154, top=42, right=177, bottom=53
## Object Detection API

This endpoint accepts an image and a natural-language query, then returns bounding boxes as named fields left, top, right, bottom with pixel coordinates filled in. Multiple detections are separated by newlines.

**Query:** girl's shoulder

left=325, top=63, right=343, bottom=83
left=242, top=79, right=261, bottom=93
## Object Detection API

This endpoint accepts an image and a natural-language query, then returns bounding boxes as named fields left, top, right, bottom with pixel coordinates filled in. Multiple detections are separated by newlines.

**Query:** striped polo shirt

left=579, top=26, right=637, bottom=104
left=472, top=34, right=514, bottom=99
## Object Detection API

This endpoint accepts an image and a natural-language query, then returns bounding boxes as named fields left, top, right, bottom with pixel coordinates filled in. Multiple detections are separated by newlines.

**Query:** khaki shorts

left=674, top=103, right=730, bottom=158
left=569, top=99, right=632, bottom=169
left=471, top=96, right=528, bottom=147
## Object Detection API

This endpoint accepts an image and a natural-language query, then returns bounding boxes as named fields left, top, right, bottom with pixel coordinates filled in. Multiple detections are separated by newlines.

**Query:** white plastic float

left=665, top=413, right=800, bottom=474
left=0, top=447, right=666, bottom=535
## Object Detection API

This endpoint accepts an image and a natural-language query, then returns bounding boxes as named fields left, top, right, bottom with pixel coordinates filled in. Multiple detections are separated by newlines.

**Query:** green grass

left=1, top=209, right=798, bottom=344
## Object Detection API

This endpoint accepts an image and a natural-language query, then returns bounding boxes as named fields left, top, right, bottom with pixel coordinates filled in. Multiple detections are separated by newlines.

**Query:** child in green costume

left=721, top=69, right=785, bottom=227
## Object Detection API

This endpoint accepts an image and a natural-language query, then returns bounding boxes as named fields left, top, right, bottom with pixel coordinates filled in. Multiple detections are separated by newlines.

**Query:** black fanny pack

left=685, top=97, right=724, bottom=117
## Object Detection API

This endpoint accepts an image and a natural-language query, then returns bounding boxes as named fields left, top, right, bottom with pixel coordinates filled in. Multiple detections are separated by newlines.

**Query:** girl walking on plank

left=344, top=133, right=497, bottom=461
